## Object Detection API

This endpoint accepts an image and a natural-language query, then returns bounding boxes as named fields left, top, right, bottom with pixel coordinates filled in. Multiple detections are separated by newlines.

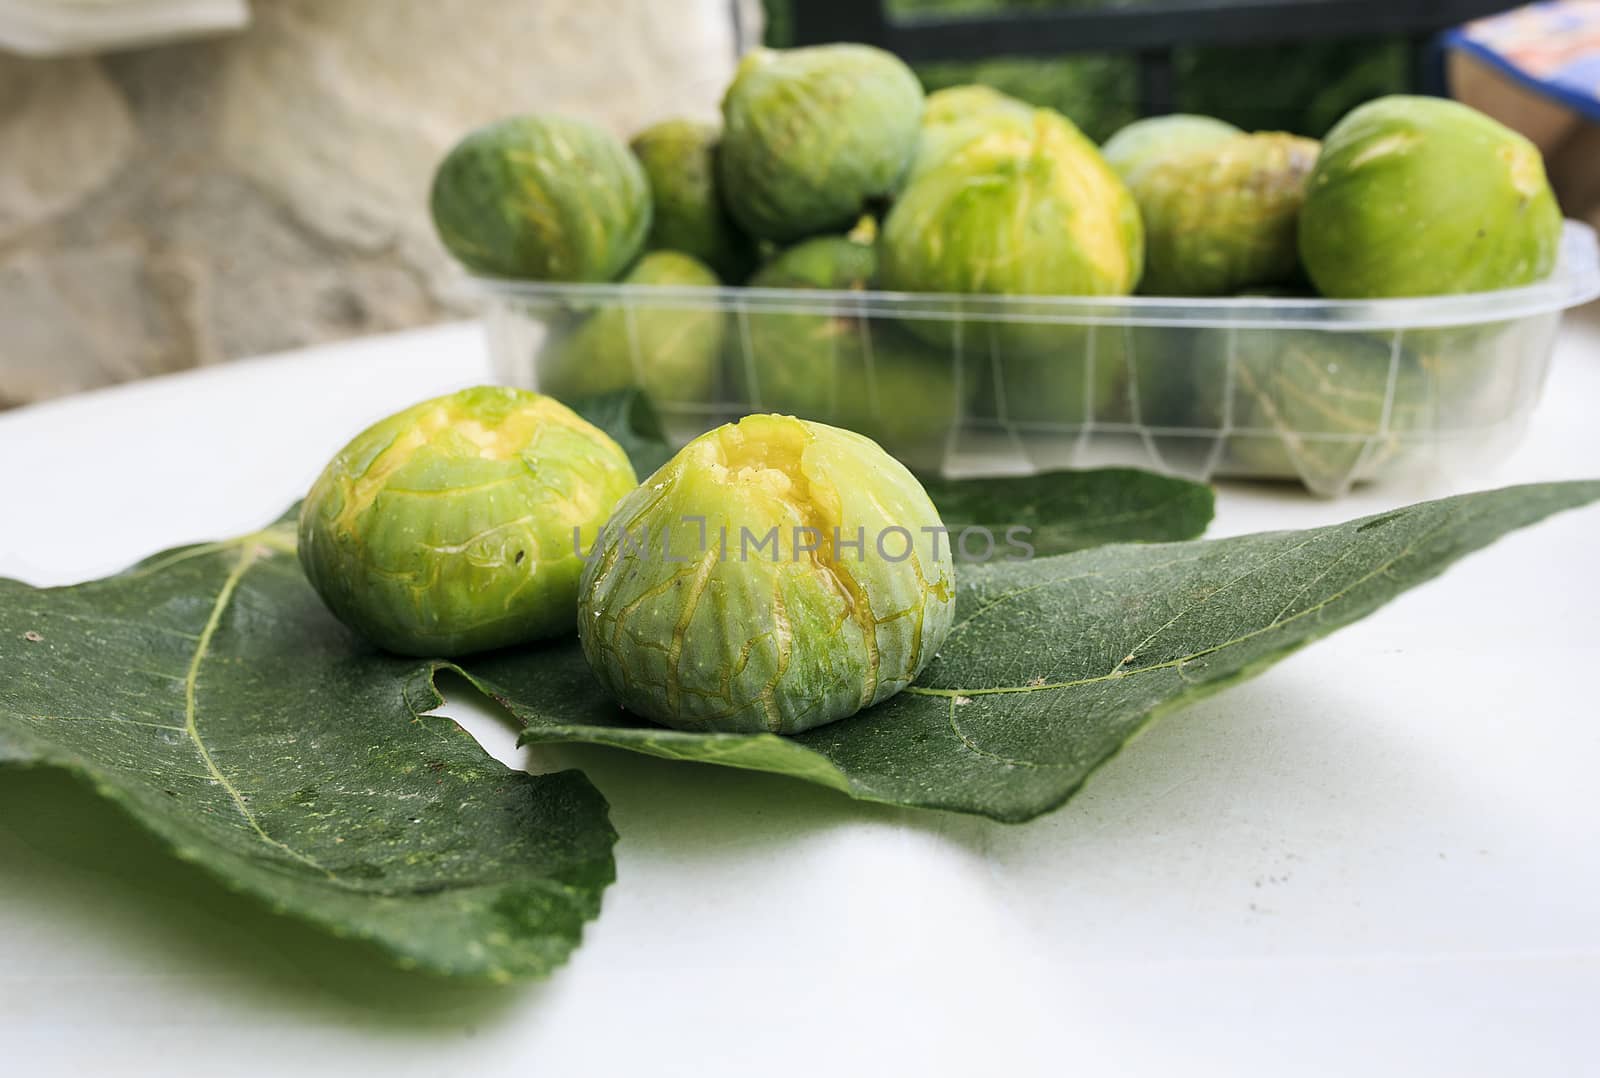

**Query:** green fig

left=1298, top=95, right=1562, bottom=298
left=430, top=114, right=650, bottom=281
left=879, top=106, right=1144, bottom=359
left=719, top=44, right=925, bottom=243
left=907, top=84, right=1037, bottom=185
left=578, top=414, right=956, bottom=734
left=538, top=251, right=726, bottom=411
left=299, top=387, right=638, bottom=655
left=1131, top=131, right=1320, bottom=296
left=1221, top=329, right=1433, bottom=492
left=630, top=119, right=757, bottom=282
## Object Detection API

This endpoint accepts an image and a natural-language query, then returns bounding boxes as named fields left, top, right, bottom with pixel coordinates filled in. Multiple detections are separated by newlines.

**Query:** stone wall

left=0, top=0, right=755, bottom=405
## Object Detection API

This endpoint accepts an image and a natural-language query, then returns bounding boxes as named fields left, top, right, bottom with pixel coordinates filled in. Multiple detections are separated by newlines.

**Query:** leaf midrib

left=182, top=539, right=333, bottom=879
left=907, top=507, right=1450, bottom=702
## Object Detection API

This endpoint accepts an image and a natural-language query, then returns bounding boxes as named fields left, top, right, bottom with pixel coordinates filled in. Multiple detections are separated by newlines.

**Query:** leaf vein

left=1114, top=532, right=1329, bottom=675
left=945, top=694, right=1072, bottom=769
left=184, top=543, right=334, bottom=879
left=908, top=512, right=1455, bottom=705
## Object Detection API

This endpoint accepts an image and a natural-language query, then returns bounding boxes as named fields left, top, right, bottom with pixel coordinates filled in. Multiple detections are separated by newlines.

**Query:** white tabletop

left=3, top=310, right=1599, bottom=1077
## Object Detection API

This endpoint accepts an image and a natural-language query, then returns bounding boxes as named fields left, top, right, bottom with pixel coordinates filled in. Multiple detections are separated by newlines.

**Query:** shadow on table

left=0, top=767, right=533, bottom=1031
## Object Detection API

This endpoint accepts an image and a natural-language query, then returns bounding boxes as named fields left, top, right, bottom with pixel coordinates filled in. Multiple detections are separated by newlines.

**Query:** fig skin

left=879, top=107, right=1143, bottom=356
left=1297, top=95, right=1562, bottom=298
left=736, top=234, right=958, bottom=471
left=906, top=84, right=1036, bottom=186
left=430, top=114, right=650, bottom=282
left=578, top=414, right=956, bottom=734
left=629, top=119, right=757, bottom=282
left=922, top=84, right=1033, bottom=129
left=747, top=231, right=878, bottom=293
left=879, top=107, right=1142, bottom=428
left=1100, top=113, right=1240, bottom=188
left=537, top=251, right=726, bottom=410
left=719, top=44, right=925, bottom=244
left=299, top=387, right=638, bottom=657
left=1132, top=131, right=1321, bottom=296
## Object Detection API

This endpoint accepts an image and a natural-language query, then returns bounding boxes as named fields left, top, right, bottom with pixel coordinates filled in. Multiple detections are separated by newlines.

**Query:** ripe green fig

left=537, top=251, right=726, bottom=411
left=299, top=387, right=638, bottom=656
left=736, top=234, right=957, bottom=471
left=430, top=114, right=650, bottom=281
left=719, top=44, right=925, bottom=243
left=578, top=414, right=956, bottom=734
left=629, top=119, right=757, bottom=282
left=881, top=106, right=1142, bottom=428
left=1131, top=131, right=1320, bottom=296
left=879, top=107, right=1143, bottom=355
left=1298, top=95, right=1562, bottom=298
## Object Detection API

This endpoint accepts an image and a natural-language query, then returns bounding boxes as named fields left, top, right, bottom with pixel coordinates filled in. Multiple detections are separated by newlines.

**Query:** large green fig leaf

left=467, top=482, right=1600, bottom=822
left=0, top=519, right=616, bottom=981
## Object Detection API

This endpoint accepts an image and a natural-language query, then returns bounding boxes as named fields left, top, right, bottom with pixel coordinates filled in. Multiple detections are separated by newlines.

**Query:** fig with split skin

left=429, top=114, right=650, bottom=282
left=578, top=414, right=957, bottom=734
left=298, top=387, right=638, bottom=656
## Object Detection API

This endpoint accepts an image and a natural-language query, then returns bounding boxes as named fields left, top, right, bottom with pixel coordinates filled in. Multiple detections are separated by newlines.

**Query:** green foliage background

left=760, top=0, right=1409, bottom=142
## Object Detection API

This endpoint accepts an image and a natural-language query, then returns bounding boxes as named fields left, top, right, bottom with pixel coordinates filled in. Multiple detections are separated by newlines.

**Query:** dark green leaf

left=0, top=519, right=616, bottom=981
left=922, top=468, right=1214, bottom=557
left=466, top=481, right=1600, bottom=822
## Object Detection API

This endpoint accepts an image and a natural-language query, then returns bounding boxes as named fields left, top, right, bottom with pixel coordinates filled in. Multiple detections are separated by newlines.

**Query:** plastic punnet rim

left=472, top=220, right=1600, bottom=332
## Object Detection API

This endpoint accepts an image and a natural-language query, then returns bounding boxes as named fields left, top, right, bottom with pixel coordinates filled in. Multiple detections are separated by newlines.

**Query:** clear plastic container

left=479, top=220, right=1600, bottom=497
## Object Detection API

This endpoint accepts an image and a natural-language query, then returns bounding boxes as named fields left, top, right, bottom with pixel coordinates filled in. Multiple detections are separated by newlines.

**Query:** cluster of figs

left=429, top=43, right=1566, bottom=479
left=299, top=390, right=957, bottom=736
left=300, top=46, right=1569, bottom=736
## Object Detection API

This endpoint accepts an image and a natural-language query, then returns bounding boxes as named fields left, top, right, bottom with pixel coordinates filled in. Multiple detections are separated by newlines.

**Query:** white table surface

left=2, top=309, right=1599, bottom=1077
